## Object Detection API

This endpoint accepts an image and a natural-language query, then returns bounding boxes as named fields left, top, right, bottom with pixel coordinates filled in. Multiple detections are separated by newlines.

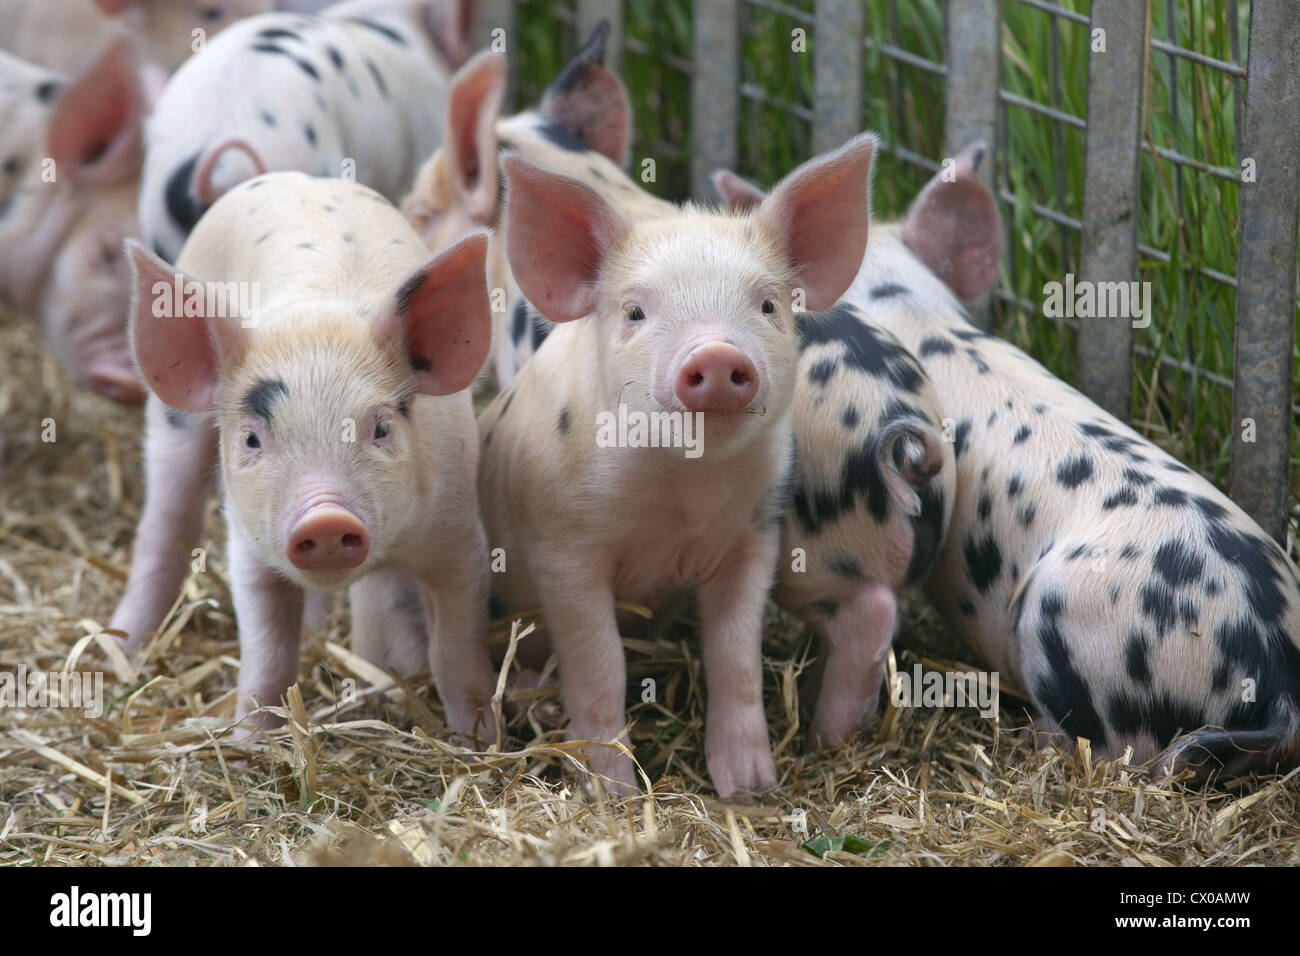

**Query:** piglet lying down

left=717, top=144, right=1300, bottom=780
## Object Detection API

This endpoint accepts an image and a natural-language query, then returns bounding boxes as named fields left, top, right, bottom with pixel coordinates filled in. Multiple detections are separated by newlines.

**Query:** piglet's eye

left=626, top=306, right=645, bottom=322
left=244, top=432, right=260, bottom=450
left=374, top=421, right=390, bottom=440
left=762, top=299, right=775, bottom=314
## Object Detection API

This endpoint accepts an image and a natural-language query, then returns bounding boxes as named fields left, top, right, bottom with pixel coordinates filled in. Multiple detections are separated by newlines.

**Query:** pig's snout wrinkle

left=673, top=342, right=758, bottom=412
left=286, top=505, right=370, bottom=572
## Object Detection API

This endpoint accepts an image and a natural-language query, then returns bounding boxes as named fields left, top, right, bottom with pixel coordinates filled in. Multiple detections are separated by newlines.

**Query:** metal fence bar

left=812, top=0, right=865, bottom=155
left=1229, top=1, right=1300, bottom=544
left=577, top=0, right=623, bottom=77
left=691, top=0, right=740, bottom=200
left=1075, top=0, right=1150, bottom=422
left=944, top=0, right=1001, bottom=329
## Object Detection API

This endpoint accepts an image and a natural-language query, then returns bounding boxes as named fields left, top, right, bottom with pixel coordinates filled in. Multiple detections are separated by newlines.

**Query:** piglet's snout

left=673, top=342, right=759, bottom=412
left=286, top=504, right=370, bottom=572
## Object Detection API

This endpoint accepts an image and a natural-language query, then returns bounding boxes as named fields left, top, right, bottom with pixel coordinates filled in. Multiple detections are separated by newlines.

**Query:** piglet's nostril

left=731, top=369, right=751, bottom=386
left=295, top=539, right=316, bottom=554
left=342, top=533, right=363, bottom=549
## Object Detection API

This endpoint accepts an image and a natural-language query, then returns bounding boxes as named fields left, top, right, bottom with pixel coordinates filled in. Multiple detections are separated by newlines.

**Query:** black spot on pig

left=1153, top=487, right=1187, bottom=507
left=558, top=406, right=571, bottom=435
left=242, top=379, right=288, bottom=421
left=1164, top=460, right=1191, bottom=473
left=1034, top=592, right=1108, bottom=749
left=1119, top=543, right=1141, bottom=561
left=260, top=110, right=277, bottom=127
left=1033, top=403, right=1046, bottom=414
left=326, top=45, right=345, bottom=70
left=1179, top=597, right=1199, bottom=628
left=298, top=242, right=315, bottom=250
left=1055, top=454, right=1094, bottom=488
left=870, top=283, right=908, bottom=299
left=1006, top=474, right=1024, bottom=499
left=953, top=419, right=971, bottom=459
left=1206, top=524, right=1289, bottom=624
left=841, top=406, right=859, bottom=429
left=1017, top=505, right=1036, bottom=528
left=257, top=27, right=302, bottom=42
left=35, top=80, right=61, bottom=102
left=977, top=492, right=992, bottom=521
left=1194, top=495, right=1228, bottom=522
left=251, top=43, right=320, bottom=82
left=905, top=483, right=946, bottom=587
left=1106, top=692, right=1204, bottom=749
left=1013, top=425, right=1031, bottom=444
left=952, top=328, right=990, bottom=342
left=957, top=595, right=975, bottom=616
left=1139, top=583, right=1176, bottom=637
left=1152, top=539, right=1203, bottom=589
left=1124, top=630, right=1151, bottom=684
left=986, top=410, right=997, bottom=427
left=807, top=358, right=837, bottom=385
left=1122, top=467, right=1153, bottom=486
left=365, top=58, right=389, bottom=98
left=256, top=231, right=271, bottom=244
left=830, top=556, right=862, bottom=579
left=394, top=269, right=427, bottom=316
left=164, top=153, right=207, bottom=238
left=536, top=116, right=588, bottom=153
left=1102, top=487, right=1138, bottom=509
left=963, top=533, right=1002, bottom=594
left=531, top=314, right=551, bottom=351
left=304, top=123, right=317, bottom=146
left=918, top=337, right=954, bottom=357
left=796, top=306, right=922, bottom=392
left=349, top=18, right=407, bottom=45
left=164, top=408, right=192, bottom=429
left=509, top=300, right=529, bottom=346
left=965, top=348, right=990, bottom=374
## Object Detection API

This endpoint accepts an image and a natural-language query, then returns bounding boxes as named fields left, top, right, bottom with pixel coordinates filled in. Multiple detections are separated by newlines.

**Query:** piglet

left=478, top=136, right=875, bottom=799
left=114, top=171, right=497, bottom=740
left=141, top=0, right=474, bottom=262
left=0, top=41, right=145, bottom=403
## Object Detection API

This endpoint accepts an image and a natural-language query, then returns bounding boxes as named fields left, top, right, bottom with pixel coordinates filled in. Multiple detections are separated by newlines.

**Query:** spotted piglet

left=723, top=143, right=1300, bottom=778
left=0, top=42, right=147, bottom=403
left=114, top=172, right=498, bottom=739
left=402, top=22, right=674, bottom=387
left=141, top=0, right=474, bottom=261
left=478, top=136, right=875, bottom=798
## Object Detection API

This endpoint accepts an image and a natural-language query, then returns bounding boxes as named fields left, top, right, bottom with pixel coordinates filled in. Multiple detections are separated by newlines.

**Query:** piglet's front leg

left=538, top=569, right=637, bottom=797
left=420, top=530, right=498, bottom=748
left=227, top=517, right=305, bottom=735
left=698, top=533, right=780, bottom=801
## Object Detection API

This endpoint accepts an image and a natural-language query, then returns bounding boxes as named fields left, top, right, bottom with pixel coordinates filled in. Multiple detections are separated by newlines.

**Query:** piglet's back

left=175, top=171, right=431, bottom=327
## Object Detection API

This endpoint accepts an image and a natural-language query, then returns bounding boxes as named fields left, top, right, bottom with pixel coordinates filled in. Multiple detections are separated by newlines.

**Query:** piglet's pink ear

left=503, top=155, right=625, bottom=323
left=539, top=21, right=631, bottom=167
left=444, top=50, right=506, bottom=222
left=423, top=0, right=477, bottom=70
left=711, top=169, right=766, bottom=212
left=903, top=142, right=1000, bottom=301
left=755, top=132, right=876, bottom=312
left=46, top=39, right=143, bottom=185
left=126, top=240, right=248, bottom=413
left=377, top=232, right=492, bottom=396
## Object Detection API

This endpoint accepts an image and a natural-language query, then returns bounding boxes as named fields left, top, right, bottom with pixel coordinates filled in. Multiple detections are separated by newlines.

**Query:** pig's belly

left=611, top=526, right=745, bottom=610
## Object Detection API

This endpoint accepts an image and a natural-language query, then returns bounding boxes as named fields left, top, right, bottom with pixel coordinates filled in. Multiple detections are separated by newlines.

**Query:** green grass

left=510, top=0, right=1299, bottom=518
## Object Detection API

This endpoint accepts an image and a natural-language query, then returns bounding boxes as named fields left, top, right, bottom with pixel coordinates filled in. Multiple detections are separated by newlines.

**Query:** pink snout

left=673, top=343, right=759, bottom=412
left=286, top=505, right=370, bottom=572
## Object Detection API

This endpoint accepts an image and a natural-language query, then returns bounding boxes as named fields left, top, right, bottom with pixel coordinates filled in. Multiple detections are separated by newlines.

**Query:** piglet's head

left=125, top=232, right=491, bottom=590
left=32, top=40, right=145, bottom=403
left=502, top=134, right=875, bottom=458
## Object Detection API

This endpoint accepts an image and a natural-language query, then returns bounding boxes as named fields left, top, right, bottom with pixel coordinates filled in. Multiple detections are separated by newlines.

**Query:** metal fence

left=479, top=0, right=1300, bottom=545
